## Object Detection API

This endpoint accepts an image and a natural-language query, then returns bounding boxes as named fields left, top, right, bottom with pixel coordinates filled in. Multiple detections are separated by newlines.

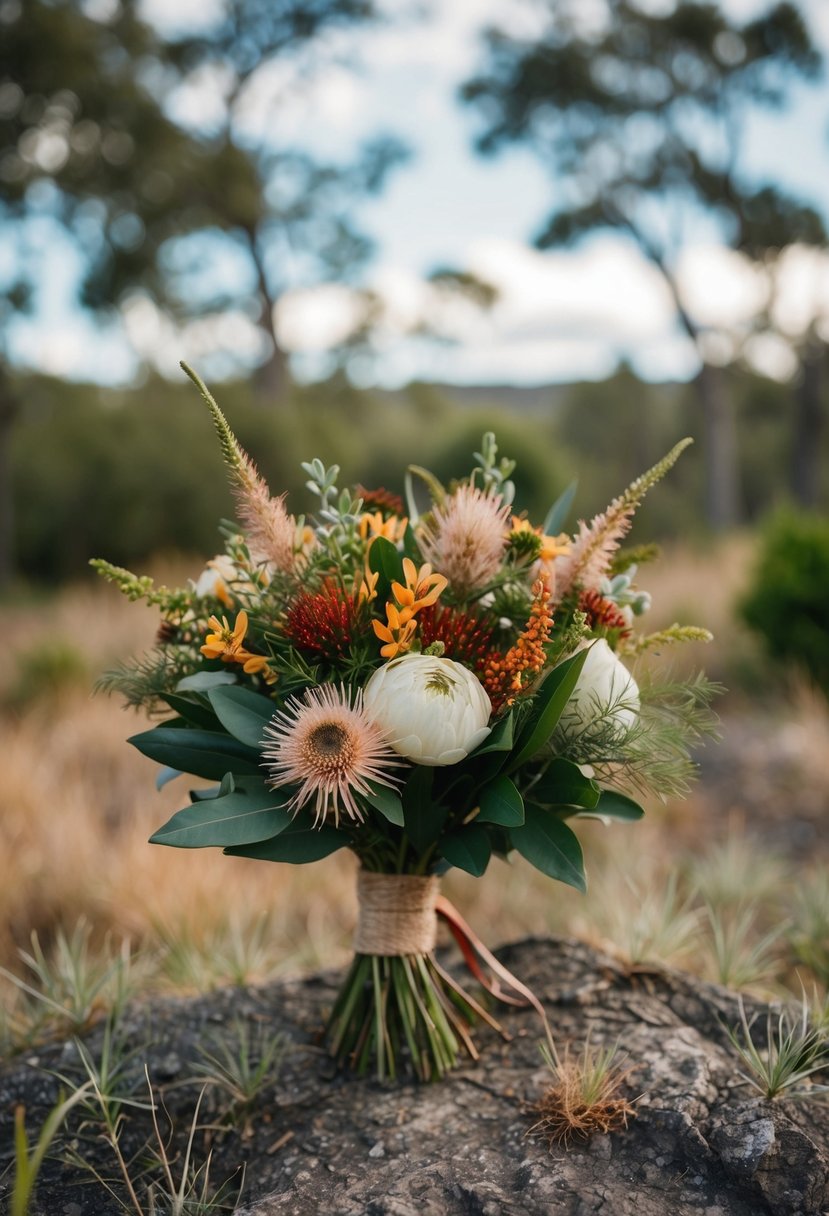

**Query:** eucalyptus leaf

left=510, top=804, right=587, bottom=892
left=176, top=670, right=237, bottom=693
left=128, top=727, right=262, bottom=780
left=207, top=685, right=276, bottom=749
left=543, top=479, right=578, bottom=537
left=478, top=775, right=525, bottom=827
left=150, top=781, right=292, bottom=849
left=441, top=823, right=492, bottom=877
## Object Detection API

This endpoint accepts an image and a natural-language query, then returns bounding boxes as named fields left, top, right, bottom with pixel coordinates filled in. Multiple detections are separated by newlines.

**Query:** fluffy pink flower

left=261, top=685, right=402, bottom=826
left=235, top=451, right=297, bottom=573
left=420, top=485, right=510, bottom=598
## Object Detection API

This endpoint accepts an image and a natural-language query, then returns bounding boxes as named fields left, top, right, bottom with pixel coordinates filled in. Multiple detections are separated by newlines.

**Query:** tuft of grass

left=11, top=1083, right=94, bottom=1216
left=725, top=994, right=829, bottom=1100
left=789, top=870, right=829, bottom=988
left=528, top=1036, right=637, bottom=1147
left=703, top=904, right=785, bottom=993
left=192, top=1019, right=286, bottom=1128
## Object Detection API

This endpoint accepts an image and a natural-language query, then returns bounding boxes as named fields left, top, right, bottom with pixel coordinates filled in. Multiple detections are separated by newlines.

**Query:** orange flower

left=483, top=579, right=553, bottom=710
left=390, top=558, right=448, bottom=624
left=359, top=511, right=408, bottom=544
left=200, top=611, right=276, bottom=682
left=372, top=602, right=418, bottom=659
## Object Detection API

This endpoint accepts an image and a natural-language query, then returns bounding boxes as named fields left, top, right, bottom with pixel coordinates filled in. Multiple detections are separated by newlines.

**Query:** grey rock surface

left=2, top=937, right=827, bottom=1216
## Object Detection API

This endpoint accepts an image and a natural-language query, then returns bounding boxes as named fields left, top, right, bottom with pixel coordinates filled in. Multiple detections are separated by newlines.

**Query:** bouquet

left=95, top=364, right=717, bottom=1082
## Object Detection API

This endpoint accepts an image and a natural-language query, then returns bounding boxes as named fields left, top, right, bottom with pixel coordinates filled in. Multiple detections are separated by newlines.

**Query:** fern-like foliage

left=556, top=439, right=692, bottom=599
left=95, top=646, right=200, bottom=713
left=553, top=669, right=721, bottom=800
left=620, top=624, right=713, bottom=658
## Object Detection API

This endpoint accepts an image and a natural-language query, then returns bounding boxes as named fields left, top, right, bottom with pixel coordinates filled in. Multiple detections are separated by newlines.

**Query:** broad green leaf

left=225, top=816, right=348, bottom=864
left=150, top=782, right=292, bottom=849
left=207, top=685, right=276, bottom=749
left=161, top=693, right=220, bottom=731
left=511, top=804, right=587, bottom=892
left=363, top=781, right=405, bottom=827
left=507, top=648, right=591, bottom=772
left=403, top=766, right=445, bottom=853
left=128, top=728, right=262, bottom=780
left=441, top=823, right=492, bottom=877
left=368, top=535, right=405, bottom=601
left=583, top=789, right=645, bottom=821
left=543, top=478, right=578, bottom=537
left=176, top=670, right=237, bottom=692
left=478, top=775, right=525, bottom=827
left=469, top=711, right=514, bottom=756
left=529, top=758, right=600, bottom=810
left=156, top=766, right=183, bottom=791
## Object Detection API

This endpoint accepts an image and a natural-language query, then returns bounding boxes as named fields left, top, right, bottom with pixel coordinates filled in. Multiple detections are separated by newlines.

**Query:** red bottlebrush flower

left=578, top=589, right=632, bottom=641
left=284, top=582, right=363, bottom=660
left=417, top=604, right=498, bottom=672
left=355, top=485, right=406, bottom=518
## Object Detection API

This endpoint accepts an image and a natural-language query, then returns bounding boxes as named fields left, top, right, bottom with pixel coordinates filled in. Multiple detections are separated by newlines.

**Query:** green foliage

left=11, top=1084, right=94, bottom=1216
left=740, top=510, right=829, bottom=689
left=193, top=1019, right=286, bottom=1125
left=725, top=995, right=829, bottom=1101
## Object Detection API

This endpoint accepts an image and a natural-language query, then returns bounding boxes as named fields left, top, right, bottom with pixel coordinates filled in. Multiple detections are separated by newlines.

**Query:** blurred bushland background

left=2, top=0, right=829, bottom=1030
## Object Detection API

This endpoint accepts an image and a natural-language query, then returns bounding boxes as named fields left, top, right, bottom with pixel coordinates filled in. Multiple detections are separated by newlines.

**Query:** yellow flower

left=372, top=602, right=418, bottom=659
left=357, top=568, right=380, bottom=604
left=509, top=517, right=571, bottom=563
left=200, top=611, right=276, bottom=682
left=359, top=511, right=408, bottom=543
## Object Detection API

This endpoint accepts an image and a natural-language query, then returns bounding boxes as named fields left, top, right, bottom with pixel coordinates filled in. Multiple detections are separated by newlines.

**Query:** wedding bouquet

left=95, top=364, right=717, bottom=1082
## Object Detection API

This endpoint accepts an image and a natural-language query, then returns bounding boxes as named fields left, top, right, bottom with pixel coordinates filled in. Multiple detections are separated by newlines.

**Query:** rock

left=1, top=937, right=827, bottom=1216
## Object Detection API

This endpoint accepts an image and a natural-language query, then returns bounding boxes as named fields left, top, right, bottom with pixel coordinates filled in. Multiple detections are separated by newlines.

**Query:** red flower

left=417, top=604, right=498, bottom=672
left=578, top=589, right=632, bottom=640
left=284, top=582, right=363, bottom=659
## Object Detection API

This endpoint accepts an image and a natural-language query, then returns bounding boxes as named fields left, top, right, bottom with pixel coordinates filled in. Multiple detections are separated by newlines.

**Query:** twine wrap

left=354, top=872, right=439, bottom=956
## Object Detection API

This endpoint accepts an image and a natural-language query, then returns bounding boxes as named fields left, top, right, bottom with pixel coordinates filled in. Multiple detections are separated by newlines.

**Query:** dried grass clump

left=528, top=1039, right=637, bottom=1147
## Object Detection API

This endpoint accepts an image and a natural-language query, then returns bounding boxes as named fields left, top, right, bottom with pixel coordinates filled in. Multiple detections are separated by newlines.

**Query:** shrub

left=740, top=510, right=829, bottom=690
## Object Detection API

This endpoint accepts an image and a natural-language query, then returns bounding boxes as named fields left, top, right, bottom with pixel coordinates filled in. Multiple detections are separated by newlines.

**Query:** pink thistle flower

left=419, top=485, right=510, bottom=599
left=261, top=685, right=403, bottom=827
left=235, top=451, right=298, bottom=574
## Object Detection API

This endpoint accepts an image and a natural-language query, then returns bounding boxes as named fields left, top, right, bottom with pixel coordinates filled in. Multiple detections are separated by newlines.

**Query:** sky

left=7, top=0, right=829, bottom=387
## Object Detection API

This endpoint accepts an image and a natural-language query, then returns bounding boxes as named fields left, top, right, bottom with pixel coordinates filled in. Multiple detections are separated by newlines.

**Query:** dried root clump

left=527, top=1039, right=638, bottom=1148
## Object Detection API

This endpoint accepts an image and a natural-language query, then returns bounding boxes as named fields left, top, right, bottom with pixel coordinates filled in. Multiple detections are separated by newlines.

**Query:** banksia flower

left=483, top=580, right=553, bottom=711
left=578, top=589, right=632, bottom=642
left=420, top=484, right=511, bottom=599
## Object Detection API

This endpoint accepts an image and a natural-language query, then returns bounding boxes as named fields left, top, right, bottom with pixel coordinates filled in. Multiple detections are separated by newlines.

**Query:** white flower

left=364, top=654, right=492, bottom=766
left=192, top=554, right=237, bottom=603
left=558, top=639, right=640, bottom=740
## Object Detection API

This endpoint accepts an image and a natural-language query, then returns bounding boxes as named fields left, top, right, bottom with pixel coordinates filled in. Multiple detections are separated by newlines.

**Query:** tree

left=0, top=0, right=402, bottom=584
left=461, top=0, right=826, bottom=528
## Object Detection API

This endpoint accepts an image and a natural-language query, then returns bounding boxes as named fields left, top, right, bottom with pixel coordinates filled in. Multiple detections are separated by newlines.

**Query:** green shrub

left=740, top=510, right=829, bottom=689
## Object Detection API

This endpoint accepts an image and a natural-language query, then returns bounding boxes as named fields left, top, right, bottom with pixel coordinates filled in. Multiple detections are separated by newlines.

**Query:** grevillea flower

left=284, top=581, right=363, bottom=660
left=419, top=484, right=511, bottom=599
left=578, top=589, right=632, bottom=642
left=364, top=654, right=491, bottom=766
left=261, top=685, right=402, bottom=826
left=483, top=580, right=554, bottom=711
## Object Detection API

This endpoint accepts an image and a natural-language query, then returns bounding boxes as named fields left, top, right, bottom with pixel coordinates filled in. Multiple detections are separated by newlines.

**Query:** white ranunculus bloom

left=558, top=638, right=640, bottom=740
left=364, top=655, right=492, bottom=766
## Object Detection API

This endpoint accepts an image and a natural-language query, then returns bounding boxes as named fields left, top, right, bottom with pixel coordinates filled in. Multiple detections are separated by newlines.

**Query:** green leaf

left=150, top=781, right=292, bottom=849
left=529, top=758, right=600, bottom=810
left=469, top=711, right=514, bottom=756
left=156, top=766, right=183, bottom=791
left=508, top=648, right=591, bottom=772
left=585, top=789, right=645, bottom=821
left=176, top=670, right=237, bottom=692
left=225, top=815, right=348, bottom=864
left=161, top=693, right=220, bottom=731
left=368, top=535, right=405, bottom=601
left=543, top=478, right=578, bottom=537
left=403, top=766, right=445, bottom=853
left=207, top=685, right=276, bottom=749
left=363, top=781, right=405, bottom=827
left=128, top=728, right=262, bottom=781
left=402, top=522, right=422, bottom=563
left=478, top=775, right=525, bottom=826
left=441, top=823, right=492, bottom=877
left=510, top=804, right=587, bottom=892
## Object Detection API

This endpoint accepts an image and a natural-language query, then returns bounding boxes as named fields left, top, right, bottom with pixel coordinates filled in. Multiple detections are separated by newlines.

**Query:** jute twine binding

left=354, top=871, right=439, bottom=956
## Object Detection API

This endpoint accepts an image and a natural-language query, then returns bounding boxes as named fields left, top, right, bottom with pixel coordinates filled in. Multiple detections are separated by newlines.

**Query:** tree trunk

left=695, top=362, right=740, bottom=530
left=791, top=337, right=825, bottom=509
left=0, top=365, right=19, bottom=590
left=244, top=227, right=291, bottom=403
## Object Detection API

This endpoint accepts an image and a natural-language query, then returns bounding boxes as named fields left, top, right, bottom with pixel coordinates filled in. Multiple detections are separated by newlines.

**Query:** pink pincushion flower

left=419, top=484, right=510, bottom=598
left=261, top=685, right=402, bottom=826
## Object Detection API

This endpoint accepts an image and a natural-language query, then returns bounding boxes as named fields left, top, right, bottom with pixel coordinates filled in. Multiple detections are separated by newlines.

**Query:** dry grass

left=527, top=1039, right=637, bottom=1147
left=2, top=539, right=828, bottom=1028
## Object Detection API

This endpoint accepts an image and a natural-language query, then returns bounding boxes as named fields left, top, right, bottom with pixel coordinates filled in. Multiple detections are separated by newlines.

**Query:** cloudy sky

left=8, top=0, right=829, bottom=386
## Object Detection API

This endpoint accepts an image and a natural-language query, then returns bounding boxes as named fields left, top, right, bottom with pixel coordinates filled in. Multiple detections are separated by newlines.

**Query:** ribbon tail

left=435, top=894, right=554, bottom=1049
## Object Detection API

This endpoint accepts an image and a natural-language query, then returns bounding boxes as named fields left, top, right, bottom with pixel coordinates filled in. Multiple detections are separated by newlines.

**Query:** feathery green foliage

left=181, top=362, right=248, bottom=485
left=621, top=624, right=713, bottom=658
